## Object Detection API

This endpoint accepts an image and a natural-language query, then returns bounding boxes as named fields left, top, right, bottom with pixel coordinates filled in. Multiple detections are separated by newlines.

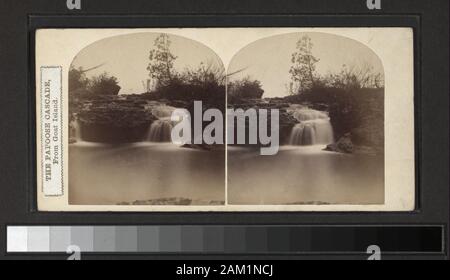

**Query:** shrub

left=228, top=77, right=264, bottom=102
left=90, top=73, right=121, bottom=96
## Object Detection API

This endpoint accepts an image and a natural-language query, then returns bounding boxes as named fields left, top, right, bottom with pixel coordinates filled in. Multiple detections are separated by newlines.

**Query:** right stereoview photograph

left=227, top=32, right=386, bottom=206
left=36, top=27, right=414, bottom=212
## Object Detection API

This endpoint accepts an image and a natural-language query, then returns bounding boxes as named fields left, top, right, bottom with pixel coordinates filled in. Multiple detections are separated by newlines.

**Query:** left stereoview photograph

left=37, top=30, right=226, bottom=210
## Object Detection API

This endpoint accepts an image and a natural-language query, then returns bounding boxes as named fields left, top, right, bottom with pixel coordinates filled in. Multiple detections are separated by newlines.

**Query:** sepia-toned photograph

left=227, top=32, right=385, bottom=205
left=35, top=28, right=415, bottom=211
left=68, top=33, right=226, bottom=206
left=0, top=0, right=445, bottom=261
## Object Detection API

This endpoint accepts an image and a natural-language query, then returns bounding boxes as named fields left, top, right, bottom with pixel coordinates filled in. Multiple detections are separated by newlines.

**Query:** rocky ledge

left=117, top=197, right=225, bottom=206
left=77, top=101, right=157, bottom=143
left=325, top=134, right=354, bottom=154
left=325, top=134, right=383, bottom=156
left=228, top=99, right=299, bottom=146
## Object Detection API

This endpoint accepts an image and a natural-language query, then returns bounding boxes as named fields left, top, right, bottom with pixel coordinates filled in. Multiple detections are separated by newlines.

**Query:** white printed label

left=41, top=67, right=63, bottom=196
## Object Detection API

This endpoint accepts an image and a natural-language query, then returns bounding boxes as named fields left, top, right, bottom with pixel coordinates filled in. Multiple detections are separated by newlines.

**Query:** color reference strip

left=7, top=226, right=444, bottom=254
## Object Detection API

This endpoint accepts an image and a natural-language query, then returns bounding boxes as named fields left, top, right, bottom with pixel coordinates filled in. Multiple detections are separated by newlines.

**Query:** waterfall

left=150, top=105, right=177, bottom=119
left=288, top=106, right=334, bottom=146
left=71, top=119, right=83, bottom=142
left=148, top=119, right=173, bottom=142
left=146, top=105, right=177, bottom=143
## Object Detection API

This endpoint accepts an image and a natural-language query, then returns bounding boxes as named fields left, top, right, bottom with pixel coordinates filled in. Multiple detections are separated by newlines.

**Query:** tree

left=69, top=67, right=90, bottom=92
left=182, top=61, right=226, bottom=87
left=289, top=35, right=320, bottom=93
left=285, top=81, right=300, bottom=96
left=147, top=34, right=178, bottom=89
left=69, top=64, right=108, bottom=96
left=90, top=72, right=121, bottom=95
left=228, top=77, right=264, bottom=101
left=325, top=63, right=384, bottom=90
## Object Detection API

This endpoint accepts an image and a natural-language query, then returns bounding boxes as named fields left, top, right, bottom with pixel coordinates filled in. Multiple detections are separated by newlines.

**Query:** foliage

left=154, top=79, right=225, bottom=105
left=145, top=34, right=226, bottom=103
left=289, top=36, right=384, bottom=94
left=228, top=77, right=265, bottom=102
left=147, top=34, right=178, bottom=89
left=323, top=63, right=384, bottom=90
left=69, top=67, right=120, bottom=97
left=285, top=86, right=384, bottom=148
left=69, top=67, right=90, bottom=92
left=289, top=35, right=320, bottom=93
left=182, top=61, right=226, bottom=87
left=89, top=73, right=121, bottom=96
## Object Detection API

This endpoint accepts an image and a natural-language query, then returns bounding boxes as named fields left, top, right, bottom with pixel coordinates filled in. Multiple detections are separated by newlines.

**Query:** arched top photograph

left=70, top=32, right=225, bottom=96
left=227, top=32, right=386, bottom=206
left=228, top=32, right=384, bottom=100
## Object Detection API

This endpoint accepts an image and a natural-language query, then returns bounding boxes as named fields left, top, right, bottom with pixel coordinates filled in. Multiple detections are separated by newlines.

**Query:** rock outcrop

left=325, top=134, right=354, bottom=154
left=228, top=99, right=298, bottom=146
left=117, top=197, right=225, bottom=206
left=70, top=95, right=158, bottom=143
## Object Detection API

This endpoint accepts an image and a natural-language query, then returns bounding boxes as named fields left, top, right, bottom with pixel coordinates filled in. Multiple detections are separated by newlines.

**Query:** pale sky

left=228, top=32, right=384, bottom=97
left=71, top=32, right=224, bottom=94
left=71, top=32, right=384, bottom=97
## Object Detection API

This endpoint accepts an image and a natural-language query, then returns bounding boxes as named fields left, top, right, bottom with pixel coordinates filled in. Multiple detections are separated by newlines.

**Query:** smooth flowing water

left=288, top=106, right=334, bottom=146
left=69, top=142, right=225, bottom=205
left=71, top=119, right=82, bottom=142
left=69, top=103, right=383, bottom=206
left=146, top=105, right=178, bottom=143
left=222, top=105, right=381, bottom=206
left=228, top=145, right=384, bottom=205
left=147, top=120, right=173, bottom=142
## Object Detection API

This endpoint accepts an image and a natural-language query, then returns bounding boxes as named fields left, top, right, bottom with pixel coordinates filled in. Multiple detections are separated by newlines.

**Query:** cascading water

left=71, top=119, right=83, bottom=142
left=150, top=105, right=177, bottom=119
left=288, top=106, right=334, bottom=146
left=148, top=119, right=173, bottom=142
left=147, top=105, right=178, bottom=142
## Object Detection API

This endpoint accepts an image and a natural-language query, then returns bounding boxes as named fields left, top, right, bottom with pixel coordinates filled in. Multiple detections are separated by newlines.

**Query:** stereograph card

left=35, top=28, right=415, bottom=212
left=0, top=0, right=448, bottom=261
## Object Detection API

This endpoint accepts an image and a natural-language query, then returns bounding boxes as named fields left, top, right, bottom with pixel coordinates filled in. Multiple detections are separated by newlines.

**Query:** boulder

left=325, top=134, right=354, bottom=154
